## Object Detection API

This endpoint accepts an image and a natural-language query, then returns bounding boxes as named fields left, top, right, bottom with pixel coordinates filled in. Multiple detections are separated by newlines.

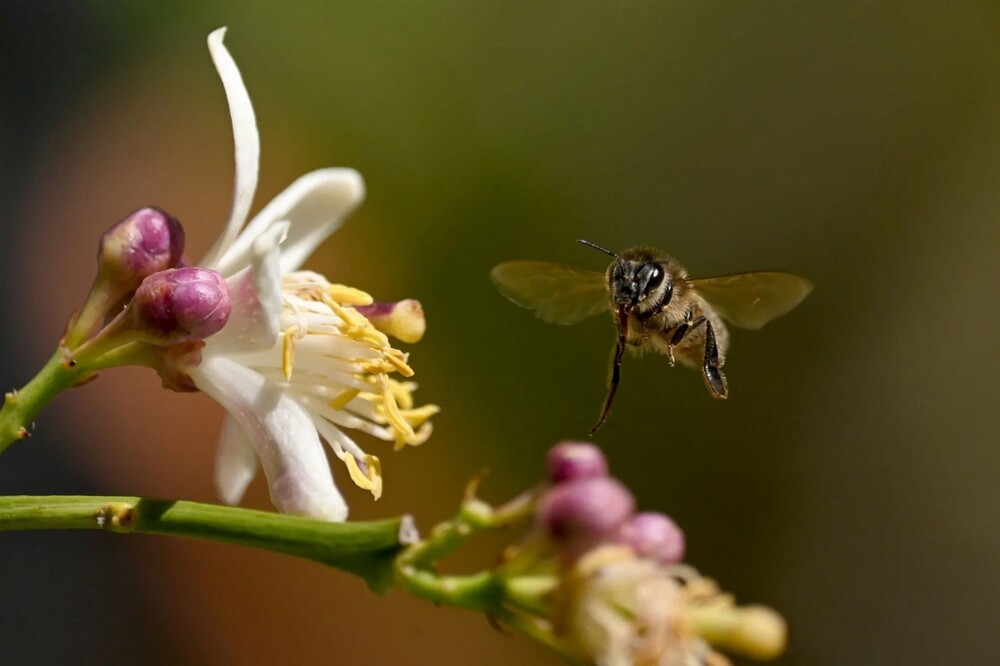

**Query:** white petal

left=204, top=222, right=288, bottom=354
left=215, top=168, right=365, bottom=276
left=189, top=355, right=348, bottom=521
left=200, top=27, right=261, bottom=270
left=214, top=415, right=259, bottom=506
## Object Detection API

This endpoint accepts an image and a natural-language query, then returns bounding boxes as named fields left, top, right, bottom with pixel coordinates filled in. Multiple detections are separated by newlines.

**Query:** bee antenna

left=577, top=239, right=617, bottom=258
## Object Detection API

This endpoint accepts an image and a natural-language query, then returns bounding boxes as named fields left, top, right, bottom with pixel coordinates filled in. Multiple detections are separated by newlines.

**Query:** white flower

left=181, top=28, right=436, bottom=521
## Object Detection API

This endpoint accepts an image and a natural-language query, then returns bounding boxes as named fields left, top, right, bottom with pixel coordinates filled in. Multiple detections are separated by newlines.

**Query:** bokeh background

left=2, top=2, right=998, bottom=664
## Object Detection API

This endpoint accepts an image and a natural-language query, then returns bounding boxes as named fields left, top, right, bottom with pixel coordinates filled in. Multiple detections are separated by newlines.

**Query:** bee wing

left=687, top=272, right=813, bottom=330
left=490, top=260, right=609, bottom=325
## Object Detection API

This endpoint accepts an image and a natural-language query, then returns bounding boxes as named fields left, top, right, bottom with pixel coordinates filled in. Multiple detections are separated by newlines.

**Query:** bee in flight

left=490, top=240, right=813, bottom=434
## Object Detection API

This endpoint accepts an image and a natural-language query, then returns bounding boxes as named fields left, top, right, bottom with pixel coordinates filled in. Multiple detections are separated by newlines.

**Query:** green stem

left=503, top=575, right=558, bottom=615
left=0, top=334, right=158, bottom=454
left=0, top=349, right=91, bottom=453
left=493, top=607, right=578, bottom=663
left=0, top=496, right=405, bottom=592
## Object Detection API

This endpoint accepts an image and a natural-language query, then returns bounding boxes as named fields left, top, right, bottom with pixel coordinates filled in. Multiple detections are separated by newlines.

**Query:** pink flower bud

left=130, top=268, right=231, bottom=343
left=536, top=477, right=635, bottom=554
left=99, top=207, right=185, bottom=288
left=617, top=512, right=685, bottom=565
left=546, top=441, right=608, bottom=484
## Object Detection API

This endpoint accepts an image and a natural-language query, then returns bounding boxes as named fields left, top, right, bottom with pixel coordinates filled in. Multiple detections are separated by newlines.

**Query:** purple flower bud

left=617, top=512, right=686, bottom=565
left=536, top=477, right=635, bottom=554
left=130, top=268, right=231, bottom=343
left=546, top=441, right=608, bottom=484
left=99, top=207, right=185, bottom=288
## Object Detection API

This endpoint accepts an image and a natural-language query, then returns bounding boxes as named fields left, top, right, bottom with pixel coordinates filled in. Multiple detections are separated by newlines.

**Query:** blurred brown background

left=2, top=2, right=998, bottom=664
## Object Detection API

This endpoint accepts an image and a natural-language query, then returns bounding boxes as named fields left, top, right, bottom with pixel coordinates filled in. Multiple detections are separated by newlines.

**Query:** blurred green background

left=2, top=2, right=998, bottom=664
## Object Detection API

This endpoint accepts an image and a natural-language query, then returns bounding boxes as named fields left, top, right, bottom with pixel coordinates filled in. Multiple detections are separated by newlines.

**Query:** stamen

left=329, top=388, right=361, bottom=410
left=372, top=374, right=413, bottom=442
left=361, top=359, right=397, bottom=375
left=384, top=349, right=415, bottom=377
left=281, top=325, right=299, bottom=380
left=343, top=453, right=383, bottom=500
left=322, top=295, right=364, bottom=327
left=326, top=284, right=374, bottom=306
left=284, top=293, right=309, bottom=334
left=398, top=404, right=440, bottom=428
left=405, top=422, right=434, bottom=447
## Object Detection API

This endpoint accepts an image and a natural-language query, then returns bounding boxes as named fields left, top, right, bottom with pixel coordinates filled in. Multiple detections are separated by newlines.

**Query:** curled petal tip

left=207, top=26, right=228, bottom=44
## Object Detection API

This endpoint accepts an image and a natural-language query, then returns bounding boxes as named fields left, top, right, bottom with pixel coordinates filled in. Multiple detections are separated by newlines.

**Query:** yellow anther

left=360, top=359, right=395, bottom=375
left=386, top=378, right=415, bottom=410
left=384, top=351, right=414, bottom=377
left=326, top=284, right=374, bottom=306
left=394, top=432, right=407, bottom=452
left=356, top=326, right=390, bottom=347
left=281, top=326, right=300, bottom=380
left=408, top=423, right=434, bottom=446
left=328, top=388, right=361, bottom=411
left=343, top=454, right=383, bottom=500
left=322, top=295, right=366, bottom=327
left=398, top=404, right=440, bottom=428
left=396, top=422, right=434, bottom=450
left=378, top=375, right=415, bottom=442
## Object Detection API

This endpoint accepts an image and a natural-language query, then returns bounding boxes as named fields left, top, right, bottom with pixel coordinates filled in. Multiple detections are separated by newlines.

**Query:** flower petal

left=205, top=222, right=288, bottom=354
left=200, top=27, right=261, bottom=270
left=189, top=355, right=348, bottom=521
left=214, top=415, right=259, bottom=506
left=215, top=168, right=365, bottom=276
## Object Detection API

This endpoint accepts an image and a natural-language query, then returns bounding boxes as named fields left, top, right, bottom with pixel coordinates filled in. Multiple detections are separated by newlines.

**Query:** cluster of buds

left=534, top=444, right=784, bottom=665
left=408, top=441, right=787, bottom=665
left=65, top=207, right=232, bottom=359
left=538, top=442, right=685, bottom=564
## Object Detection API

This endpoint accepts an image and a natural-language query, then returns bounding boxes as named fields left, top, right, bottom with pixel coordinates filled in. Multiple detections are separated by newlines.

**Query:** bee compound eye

left=640, top=263, right=663, bottom=290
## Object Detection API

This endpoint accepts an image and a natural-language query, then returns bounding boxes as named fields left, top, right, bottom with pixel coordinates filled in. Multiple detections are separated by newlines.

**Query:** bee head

left=610, top=259, right=673, bottom=313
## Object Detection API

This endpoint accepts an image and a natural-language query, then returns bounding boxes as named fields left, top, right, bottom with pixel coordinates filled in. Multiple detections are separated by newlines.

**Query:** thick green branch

left=0, top=496, right=405, bottom=592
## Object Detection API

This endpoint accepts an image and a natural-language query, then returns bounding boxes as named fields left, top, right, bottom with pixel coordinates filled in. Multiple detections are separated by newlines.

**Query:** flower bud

left=536, top=477, right=635, bottom=554
left=130, top=268, right=231, bottom=343
left=546, top=441, right=608, bottom=484
left=99, top=207, right=185, bottom=288
left=617, top=511, right=686, bottom=564
left=354, top=299, right=427, bottom=343
left=689, top=605, right=788, bottom=660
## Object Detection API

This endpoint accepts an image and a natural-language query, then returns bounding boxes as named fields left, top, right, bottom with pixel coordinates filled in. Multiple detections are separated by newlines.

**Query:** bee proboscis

left=491, top=240, right=813, bottom=433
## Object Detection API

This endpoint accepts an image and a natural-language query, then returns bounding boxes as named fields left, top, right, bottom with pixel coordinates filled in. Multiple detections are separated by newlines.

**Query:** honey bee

left=491, top=240, right=813, bottom=433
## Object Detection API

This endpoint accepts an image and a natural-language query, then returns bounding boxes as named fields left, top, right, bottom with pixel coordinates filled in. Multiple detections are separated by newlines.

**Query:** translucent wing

left=490, top=260, right=609, bottom=325
left=688, top=272, right=813, bottom=330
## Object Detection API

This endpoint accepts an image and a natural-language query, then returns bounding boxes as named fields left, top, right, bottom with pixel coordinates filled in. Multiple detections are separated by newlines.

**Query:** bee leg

left=590, top=333, right=626, bottom=435
left=666, top=315, right=706, bottom=367
left=702, top=320, right=728, bottom=399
